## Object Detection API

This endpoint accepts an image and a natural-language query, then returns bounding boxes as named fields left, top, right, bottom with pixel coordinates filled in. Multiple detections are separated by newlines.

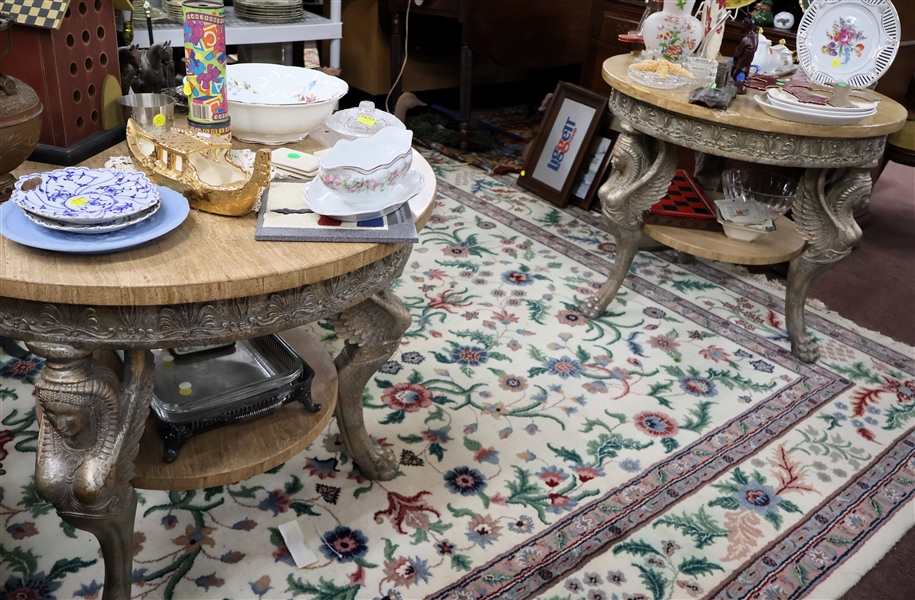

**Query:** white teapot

left=751, top=32, right=781, bottom=74
left=770, top=41, right=795, bottom=71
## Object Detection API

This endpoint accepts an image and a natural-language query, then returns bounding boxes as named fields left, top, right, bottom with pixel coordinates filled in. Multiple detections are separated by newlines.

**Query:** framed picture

left=518, top=82, right=609, bottom=208
left=570, top=130, right=617, bottom=211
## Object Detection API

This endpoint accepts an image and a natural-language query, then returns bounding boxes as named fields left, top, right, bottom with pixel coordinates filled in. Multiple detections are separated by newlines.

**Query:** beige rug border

left=699, top=257, right=914, bottom=599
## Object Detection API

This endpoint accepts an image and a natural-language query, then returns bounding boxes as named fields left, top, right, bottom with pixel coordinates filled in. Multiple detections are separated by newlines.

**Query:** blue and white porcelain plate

left=21, top=200, right=161, bottom=234
left=12, top=167, right=160, bottom=224
left=1, top=186, right=189, bottom=254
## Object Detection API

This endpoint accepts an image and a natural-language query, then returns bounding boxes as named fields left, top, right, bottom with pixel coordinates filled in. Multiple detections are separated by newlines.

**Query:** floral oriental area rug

left=1, top=151, right=914, bottom=600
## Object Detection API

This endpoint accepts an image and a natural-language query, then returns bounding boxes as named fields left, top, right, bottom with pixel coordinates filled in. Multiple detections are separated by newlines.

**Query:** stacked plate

left=235, top=0, right=305, bottom=23
left=271, top=148, right=319, bottom=178
left=162, top=0, right=185, bottom=20
left=132, top=5, right=169, bottom=22
left=755, top=87, right=878, bottom=125
left=11, top=168, right=161, bottom=235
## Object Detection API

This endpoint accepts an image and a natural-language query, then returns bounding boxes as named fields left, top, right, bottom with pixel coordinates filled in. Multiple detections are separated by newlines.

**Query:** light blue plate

left=1, top=186, right=190, bottom=254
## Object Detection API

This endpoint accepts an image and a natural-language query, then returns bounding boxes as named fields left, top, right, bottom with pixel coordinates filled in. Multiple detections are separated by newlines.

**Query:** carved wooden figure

left=139, top=41, right=174, bottom=94
left=731, top=15, right=759, bottom=94
left=118, top=45, right=142, bottom=95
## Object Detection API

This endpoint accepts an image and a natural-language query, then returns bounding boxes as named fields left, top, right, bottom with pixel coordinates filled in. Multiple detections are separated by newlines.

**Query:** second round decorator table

left=1, top=128, right=436, bottom=599
left=580, top=54, right=907, bottom=364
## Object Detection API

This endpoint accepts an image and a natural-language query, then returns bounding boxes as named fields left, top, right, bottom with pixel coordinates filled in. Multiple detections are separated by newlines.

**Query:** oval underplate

left=304, top=169, right=424, bottom=222
left=754, top=93, right=874, bottom=125
left=766, top=87, right=877, bottom=114
left=1, top=186, right=190, bottom=254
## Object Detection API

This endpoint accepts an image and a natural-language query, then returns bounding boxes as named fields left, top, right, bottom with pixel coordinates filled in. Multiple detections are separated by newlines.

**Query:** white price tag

left=278, top=520, right=318, bottom=568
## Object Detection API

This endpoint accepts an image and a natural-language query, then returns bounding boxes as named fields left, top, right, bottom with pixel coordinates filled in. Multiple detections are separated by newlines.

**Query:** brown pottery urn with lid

left=0, top=14, right=43, bottom=202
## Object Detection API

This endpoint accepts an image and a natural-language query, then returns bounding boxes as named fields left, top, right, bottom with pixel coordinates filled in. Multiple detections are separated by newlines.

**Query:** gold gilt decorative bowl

left=125, top=119, right=270, bottom=217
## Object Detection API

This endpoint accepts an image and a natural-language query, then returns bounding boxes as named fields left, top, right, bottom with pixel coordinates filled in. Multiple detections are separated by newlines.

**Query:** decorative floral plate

left=12, top=168, right=159, bottom=224
left=796, top=0, right=900, bottom=88
left=21, top=200, right=161, bottom=235
left=303, top=169, right=423, bottom=222
left=1, top=186, right=189, bottom=254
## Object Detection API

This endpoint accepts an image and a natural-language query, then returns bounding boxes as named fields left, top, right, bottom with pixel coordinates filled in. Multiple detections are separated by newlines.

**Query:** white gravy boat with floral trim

left=317, top=129, right=413, bottom=204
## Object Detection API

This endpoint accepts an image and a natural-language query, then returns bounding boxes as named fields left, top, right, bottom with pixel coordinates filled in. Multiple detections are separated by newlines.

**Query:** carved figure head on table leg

left=329, top=285, right=412, bottom=482
left=24, top=342, right=155, bottom=600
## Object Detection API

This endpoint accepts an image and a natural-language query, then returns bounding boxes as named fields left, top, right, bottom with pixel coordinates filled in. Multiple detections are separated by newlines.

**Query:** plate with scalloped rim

left=1, top=186, right=189, bottom=254
left=21, top=200, right=161, bottom=235
left=12, top=167, right=159, bottom=224
left=796, top=0, right=900, bottom=89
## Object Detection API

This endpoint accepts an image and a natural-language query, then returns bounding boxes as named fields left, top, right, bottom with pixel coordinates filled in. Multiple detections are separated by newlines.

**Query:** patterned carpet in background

left=1, top=152, right=914, bottom=600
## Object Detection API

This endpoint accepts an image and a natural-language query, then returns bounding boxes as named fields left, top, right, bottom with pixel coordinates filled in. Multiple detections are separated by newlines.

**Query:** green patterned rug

left=1, top=152, right=913, bottom=600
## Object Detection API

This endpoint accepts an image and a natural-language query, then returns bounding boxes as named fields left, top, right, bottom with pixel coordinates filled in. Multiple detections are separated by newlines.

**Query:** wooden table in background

left=1, top=128, right=436, bottom=599
left=579, top=54, right=907, bottom=364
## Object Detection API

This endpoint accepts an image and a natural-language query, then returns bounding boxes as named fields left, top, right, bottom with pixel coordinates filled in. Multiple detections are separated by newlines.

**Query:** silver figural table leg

left=27, top=343, right=155, bottom=600
left=330, top=287, right=411, bottom=480
left=786, top=167, right=872, bottom=363
left=580, top=122, right=678, bottom=319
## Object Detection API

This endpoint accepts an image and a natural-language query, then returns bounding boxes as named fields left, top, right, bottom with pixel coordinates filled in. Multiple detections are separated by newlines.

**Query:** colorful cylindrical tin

left=182, top=0, right=231, bottom=137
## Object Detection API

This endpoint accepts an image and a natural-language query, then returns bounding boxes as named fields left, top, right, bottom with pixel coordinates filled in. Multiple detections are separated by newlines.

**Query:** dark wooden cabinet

left=580, top=0, right=645, bottom=97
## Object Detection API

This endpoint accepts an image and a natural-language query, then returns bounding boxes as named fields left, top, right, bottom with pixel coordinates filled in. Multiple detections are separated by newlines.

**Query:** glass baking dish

left=148, top=335, right=305, bottom=423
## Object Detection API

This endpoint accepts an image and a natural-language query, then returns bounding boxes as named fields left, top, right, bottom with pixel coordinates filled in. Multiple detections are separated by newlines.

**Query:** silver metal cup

left=118, top=93, right=176, bottom=134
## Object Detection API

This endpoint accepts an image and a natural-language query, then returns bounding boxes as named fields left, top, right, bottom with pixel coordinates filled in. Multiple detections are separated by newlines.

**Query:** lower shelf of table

left=643, top=216, right=806, bottom=266
left=131, top=327, right=338, bottom=491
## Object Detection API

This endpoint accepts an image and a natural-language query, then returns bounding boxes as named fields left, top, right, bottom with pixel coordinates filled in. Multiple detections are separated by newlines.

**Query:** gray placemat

left=255, top=180, right=418, bottom=243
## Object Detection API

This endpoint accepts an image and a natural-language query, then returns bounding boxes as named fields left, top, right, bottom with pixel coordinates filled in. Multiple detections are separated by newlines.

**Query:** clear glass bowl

left=685, top=57, right=719, bottom=87
left=628, top=67, right=694, bottom=89
left=721, top=168, right=799, bottom=219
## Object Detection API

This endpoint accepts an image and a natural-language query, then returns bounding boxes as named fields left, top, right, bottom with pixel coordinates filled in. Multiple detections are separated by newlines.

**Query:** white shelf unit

left=132, top=1, right=342, bottom=67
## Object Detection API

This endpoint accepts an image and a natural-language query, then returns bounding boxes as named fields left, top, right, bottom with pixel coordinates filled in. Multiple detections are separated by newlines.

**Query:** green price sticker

left=287, top=152, right=301, bottom=159
left=357, top=115, right=377, bottom=127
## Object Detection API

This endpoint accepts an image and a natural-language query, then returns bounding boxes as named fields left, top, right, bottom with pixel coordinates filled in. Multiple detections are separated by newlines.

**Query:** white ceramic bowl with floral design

left=317, top=129, right=414, bottom=204
left=226, top=63, right=348, bottom=144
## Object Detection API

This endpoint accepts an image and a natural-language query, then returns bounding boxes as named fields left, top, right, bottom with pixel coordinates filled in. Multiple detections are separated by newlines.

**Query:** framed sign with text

left=518, top=82, right=609, bottom=208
